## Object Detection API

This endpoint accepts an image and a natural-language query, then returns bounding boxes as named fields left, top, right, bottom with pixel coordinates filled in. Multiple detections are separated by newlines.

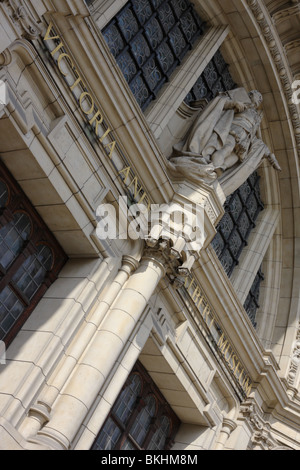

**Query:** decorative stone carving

left=144, top=237, right=196, bottom=289
left=168, top=88, right=281, bottom=186
left=240, top=400, right=280, bottom=450
left=272, top=3, right=300, bottom=25
left=1, top=0, right=41, bottom=40
left=287, top=322, right=300, bottom=387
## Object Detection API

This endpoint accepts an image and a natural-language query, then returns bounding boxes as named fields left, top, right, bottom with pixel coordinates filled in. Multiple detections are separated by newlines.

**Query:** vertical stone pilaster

left=28, top=238, right=192, bottom=450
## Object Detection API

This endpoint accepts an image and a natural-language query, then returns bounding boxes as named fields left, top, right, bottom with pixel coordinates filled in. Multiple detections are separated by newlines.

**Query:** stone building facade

left=0, top=0, right=299, bottom=450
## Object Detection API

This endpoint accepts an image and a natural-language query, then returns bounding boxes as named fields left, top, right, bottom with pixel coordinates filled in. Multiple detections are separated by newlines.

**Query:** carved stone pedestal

left=171, top=178, right=226, bottom=248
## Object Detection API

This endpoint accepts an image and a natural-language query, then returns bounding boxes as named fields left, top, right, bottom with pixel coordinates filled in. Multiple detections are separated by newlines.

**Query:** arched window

left=0, top=164, right=67, bottom=345
left=92, top=362, right=180, bottom=450
left=101, top=0, right=205, bottom=110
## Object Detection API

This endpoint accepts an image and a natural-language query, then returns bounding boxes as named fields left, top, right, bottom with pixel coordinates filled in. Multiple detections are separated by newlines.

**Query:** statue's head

left=249, top=90, right=263, bottom=108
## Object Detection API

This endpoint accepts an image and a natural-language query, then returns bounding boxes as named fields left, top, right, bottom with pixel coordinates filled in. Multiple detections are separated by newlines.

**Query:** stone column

left=20, top=256, right=137, bottom=442
left=214, top=418, right=237, bottom=450
left=30, top=238, right=188, bottom=450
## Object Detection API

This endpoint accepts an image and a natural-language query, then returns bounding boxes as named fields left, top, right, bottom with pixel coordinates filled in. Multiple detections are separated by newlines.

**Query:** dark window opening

left=92, top=361, right=180, bottom=451
left=102, top=0, right=205, bottom=111
left=211, top=172, right=265, bottom=327
left=0, top=162, right=67, bottom=346
left=184, top=48, right=237, bottom=105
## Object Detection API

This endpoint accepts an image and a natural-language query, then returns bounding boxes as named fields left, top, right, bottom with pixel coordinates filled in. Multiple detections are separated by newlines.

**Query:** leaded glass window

left=185, top=49, right=237, bottom=105
left=212, top=172, right=265, bottom=327
left=212, top=172, right=264, bottom=277
left=0, top=163, right=67, bottom=345
left=130, top=395, right=157, bottom=445
left=101, top=0, right=205, bottom=110
left=113, top=373, right=142, bottom=425
left=92, top=361, right=180, bottom=451
left=0, top=213, right=32, bottom=271
left=148, top=415, right=171, bottom=450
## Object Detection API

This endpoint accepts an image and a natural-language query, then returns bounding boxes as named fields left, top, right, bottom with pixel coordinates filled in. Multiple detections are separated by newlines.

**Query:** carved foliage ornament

left=144, top=237, right=196, bottom=289
left=1, top=0, right=41, bottom=40
left=240, top=400, right=279, bottom=450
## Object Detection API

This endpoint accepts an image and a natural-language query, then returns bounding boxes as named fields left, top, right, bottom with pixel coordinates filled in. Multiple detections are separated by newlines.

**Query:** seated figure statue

left=169, top=88, right=281, bottom=183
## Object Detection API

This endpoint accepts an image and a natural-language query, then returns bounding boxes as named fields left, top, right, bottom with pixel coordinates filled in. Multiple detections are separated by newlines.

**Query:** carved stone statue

left=168, top=88, right=281, bottom=185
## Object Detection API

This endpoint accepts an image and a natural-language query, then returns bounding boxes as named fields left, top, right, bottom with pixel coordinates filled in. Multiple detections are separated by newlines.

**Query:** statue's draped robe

left=183, top=95, right=234, bottom=157
left=169, top=90, right=270, bottom=194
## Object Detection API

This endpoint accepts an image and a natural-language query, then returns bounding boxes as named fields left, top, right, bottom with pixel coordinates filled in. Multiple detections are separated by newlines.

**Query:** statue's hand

left=234, top=101, right=248, bottom=113
left=230, top=130, right=240, bottom=143
left=267, top=153, right=282, bottom=171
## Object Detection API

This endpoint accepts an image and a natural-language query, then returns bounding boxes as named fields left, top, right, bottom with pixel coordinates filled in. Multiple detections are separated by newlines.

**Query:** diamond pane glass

left=185, top=48, right=237, bottom=105
left=244, top=267, right=264, bottom=328
left=102, top=0, right=205, bottom=111
left=212, top=172, right=264, bottom=277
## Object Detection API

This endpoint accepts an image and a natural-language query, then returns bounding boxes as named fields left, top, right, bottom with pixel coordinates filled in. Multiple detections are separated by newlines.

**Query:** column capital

left=222, top=418, right=238, bottom=433
left=121, top=255, right=140, bottom=275
left=143, top=237, right=196, bottom=288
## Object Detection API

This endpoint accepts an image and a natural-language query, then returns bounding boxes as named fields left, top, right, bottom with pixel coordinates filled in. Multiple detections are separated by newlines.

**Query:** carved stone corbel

left=240, top=399, right=279, bottom=450
left=0, top=49, right=12, bottom=67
